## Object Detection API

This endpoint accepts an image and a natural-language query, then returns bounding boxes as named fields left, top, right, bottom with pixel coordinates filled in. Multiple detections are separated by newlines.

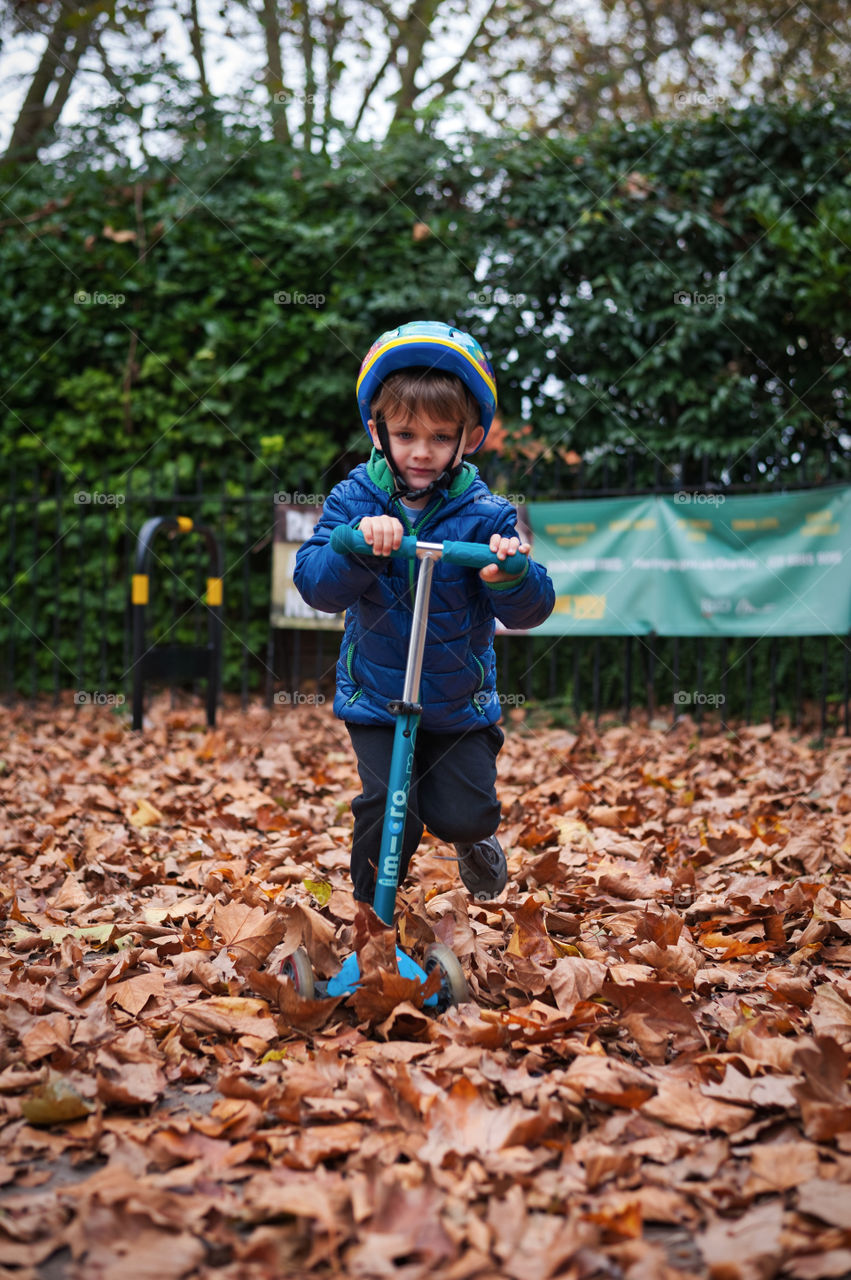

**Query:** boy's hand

left=359, top=515, right=404, bottom=557
left=480, top=534, right=530, bottom=584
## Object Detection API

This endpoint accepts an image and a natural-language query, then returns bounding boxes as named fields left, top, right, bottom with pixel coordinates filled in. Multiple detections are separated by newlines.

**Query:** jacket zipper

left=344, top=640, right=362, bottom=705
left=470, top=653, right=486, bottom=715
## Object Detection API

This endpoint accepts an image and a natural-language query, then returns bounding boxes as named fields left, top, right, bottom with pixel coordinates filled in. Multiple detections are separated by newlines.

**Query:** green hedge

left=469, top=99, right=851, bottom=488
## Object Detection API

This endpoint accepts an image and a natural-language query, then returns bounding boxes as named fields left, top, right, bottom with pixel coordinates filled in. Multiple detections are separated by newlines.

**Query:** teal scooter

left=281, top=527, right=527, bottom=1011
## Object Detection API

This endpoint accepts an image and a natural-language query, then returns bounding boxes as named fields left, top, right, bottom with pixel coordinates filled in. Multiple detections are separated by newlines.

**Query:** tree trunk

left=300, top=0, right=316, bottom=147
left=186, top=0, right=211, bottom=98
left=261, top=0, right=291, bottom=145
left=393, top=0, right=440, bottom=120
left=4, top=2, right=93, bottom=165
left=319, top=0, right=345, bottom=150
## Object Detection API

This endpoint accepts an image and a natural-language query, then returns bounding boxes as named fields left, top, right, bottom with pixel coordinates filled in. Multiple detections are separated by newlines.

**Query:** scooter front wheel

left=280, top=946, right=315, bottom=998
left=424, top=943, right=469, bottom=1010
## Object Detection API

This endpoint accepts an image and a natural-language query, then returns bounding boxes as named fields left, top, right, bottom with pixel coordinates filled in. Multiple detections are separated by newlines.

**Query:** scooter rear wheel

left=280, top=946, right=315, bottom=999
left=424, top=943, right=469, bottom=1009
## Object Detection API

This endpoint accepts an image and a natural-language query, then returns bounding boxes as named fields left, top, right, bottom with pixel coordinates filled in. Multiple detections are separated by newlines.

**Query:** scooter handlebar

left=330, top=524, right=527, bottom=576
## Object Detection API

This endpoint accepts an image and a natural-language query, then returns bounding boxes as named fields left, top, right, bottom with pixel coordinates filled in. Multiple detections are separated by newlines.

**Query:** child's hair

left=371, top=368, right=481, bottom=434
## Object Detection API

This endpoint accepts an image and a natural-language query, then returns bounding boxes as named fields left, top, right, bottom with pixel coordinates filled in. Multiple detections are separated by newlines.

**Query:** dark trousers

left=347, top=722, right=504, bottom=903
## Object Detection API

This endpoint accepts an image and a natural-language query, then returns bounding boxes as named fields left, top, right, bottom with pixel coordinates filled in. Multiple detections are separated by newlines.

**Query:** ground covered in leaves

left=1, top=698, right=850, bottom=1280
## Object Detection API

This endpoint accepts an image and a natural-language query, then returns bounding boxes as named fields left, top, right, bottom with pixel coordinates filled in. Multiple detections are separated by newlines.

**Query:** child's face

left=369, top=410, right=485, bottom=501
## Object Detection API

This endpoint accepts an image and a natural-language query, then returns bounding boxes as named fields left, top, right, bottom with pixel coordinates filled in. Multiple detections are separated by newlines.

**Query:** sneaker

left=455, top=834, right=507, bottom=901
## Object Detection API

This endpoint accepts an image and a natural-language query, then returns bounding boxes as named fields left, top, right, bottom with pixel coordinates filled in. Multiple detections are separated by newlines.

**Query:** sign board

left=270, top=503, right=343, bottom=631
left=526, top=487, right=851, bottom=637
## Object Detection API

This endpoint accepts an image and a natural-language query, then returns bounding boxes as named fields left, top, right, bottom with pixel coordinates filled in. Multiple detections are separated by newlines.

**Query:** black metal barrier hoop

left=131, top=515, right=223, bottom=731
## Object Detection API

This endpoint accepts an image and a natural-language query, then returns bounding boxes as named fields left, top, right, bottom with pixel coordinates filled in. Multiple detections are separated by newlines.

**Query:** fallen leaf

left=214, top=900, right=285, bottom=964
left=128, top=798, right=164, bottom=828
left=697, top=1201, right=783, bottom=1280
left=796, top=1177, right=851, bottom=1229
left=21, top=1072, right=95, bottom=1125
left=506, top=896, right=563, bottom=962
left=643, top=1071, right=754, bottom=1133
left=108, top=971, right=166, bottom=1016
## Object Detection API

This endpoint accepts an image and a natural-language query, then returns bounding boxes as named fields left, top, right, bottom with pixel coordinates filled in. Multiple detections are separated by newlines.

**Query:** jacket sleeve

left=293, top=485, right=387, bottom=614
left=481, top=505, right=555, bottom=631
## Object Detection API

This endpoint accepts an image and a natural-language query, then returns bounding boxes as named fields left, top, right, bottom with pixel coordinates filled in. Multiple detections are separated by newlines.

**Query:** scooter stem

left=402, top=552, right=435, bottom=705
left=373, top=552, right=436, bottom=924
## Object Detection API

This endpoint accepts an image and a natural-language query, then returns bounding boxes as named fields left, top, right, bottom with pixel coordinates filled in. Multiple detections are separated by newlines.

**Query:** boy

left=294, top=321, right=554, bottom=911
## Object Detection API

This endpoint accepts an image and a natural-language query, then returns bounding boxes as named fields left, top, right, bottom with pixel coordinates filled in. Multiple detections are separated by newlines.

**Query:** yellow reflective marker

left=206, top=577, right=223, bottom=606
left=132, top=574, right=149, bottom=605
left=177, top=516, right=193, bottom=532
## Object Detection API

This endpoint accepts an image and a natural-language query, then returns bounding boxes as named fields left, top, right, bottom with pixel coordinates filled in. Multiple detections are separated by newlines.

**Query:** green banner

left=525, top=487, right=851, bottom=636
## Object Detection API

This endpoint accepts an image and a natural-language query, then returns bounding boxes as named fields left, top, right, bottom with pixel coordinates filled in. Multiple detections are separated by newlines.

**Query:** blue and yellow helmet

left=356, top=321, right=498, bottom=451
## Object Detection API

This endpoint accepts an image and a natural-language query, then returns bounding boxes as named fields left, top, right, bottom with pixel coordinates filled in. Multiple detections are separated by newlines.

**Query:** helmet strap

left=374, top=412, right=466, bottom=502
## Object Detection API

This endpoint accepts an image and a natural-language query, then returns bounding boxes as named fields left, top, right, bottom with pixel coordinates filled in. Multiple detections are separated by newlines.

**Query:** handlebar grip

left=330, top=525, right=527, bottom=576
left=441, top=540, right=527, bottom=576
left=331, top=525, right=418, bottom=558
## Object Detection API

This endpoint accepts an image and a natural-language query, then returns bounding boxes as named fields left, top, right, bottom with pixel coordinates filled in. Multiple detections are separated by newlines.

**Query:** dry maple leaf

left=564, top=1055, right=656, bottom=1109
left=108, top=971, right=166, bottom=1017
left=419, top=1076, right=556, bottom=1165
left=603, top=978, right=706, bottom=1062
left=352, top=901, right=397, bottom=971
left=697, top=1200, right=784, bottom=1280
left=793, top=1035, right=851, bottom=1140
left=245, top=965, right=343, bottom=1032
left=178, top=995, right=279, bottom=1044
left=128, top=798, right=164, bottom=828
left=506, top=895, right=564, bottom=963
left=351, top=967, right=440, bottom=1025
left=213, top=900, right=285, bottom=965
left=642, top=1070, right=754, bottom=1134
left=20, top=1071, right=96, bottom=1125
left=277, top=901, right=340, bottom=975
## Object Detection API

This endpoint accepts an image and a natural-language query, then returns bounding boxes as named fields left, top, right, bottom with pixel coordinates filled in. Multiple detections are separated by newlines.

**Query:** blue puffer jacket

left=294, top=450, right=555, bottom=731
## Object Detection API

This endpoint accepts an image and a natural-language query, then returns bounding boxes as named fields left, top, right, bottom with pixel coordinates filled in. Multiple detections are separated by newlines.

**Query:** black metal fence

left=1, top=461, right=274, bottom=707
left=1, top=448, right=849, bottom=733
left=275, top=621, right=850, bottom=736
